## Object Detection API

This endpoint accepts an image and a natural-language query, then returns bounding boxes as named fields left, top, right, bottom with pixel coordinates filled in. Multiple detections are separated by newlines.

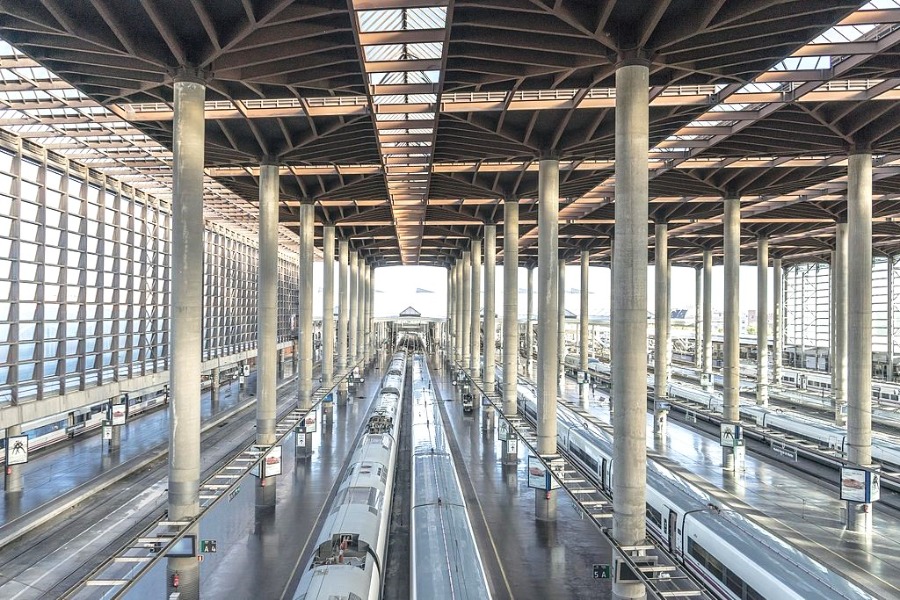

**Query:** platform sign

left=102, top=425, right=113, bottom=440
left=263, top=445, right=283, bottom=478
left=549, top=458, right=565, bottom=490
left=243, top=364, right=250, bottom=376
left=841, top=466, right=881, bottom=503
left=720, top=422, right=743, bottom=447
left=200, top=539, right=218, bottom=553
left=576, top=370, right=588, bottom=384
left=527, top=455, right=548, bottom=490
left=295, top=413, right=317, bottom=434
left=111, top=403, right=127, bottom=426
left=700, top=373, right=711, bottom=386
left=498, top=419, right=511, bottom=441
left=506, top=438, right=518, bottom=454
left=5, top=435, right=28, bottom=465
left=593, top=564, right=611, bottom=579
left=296, top=432, right=307, bottom=449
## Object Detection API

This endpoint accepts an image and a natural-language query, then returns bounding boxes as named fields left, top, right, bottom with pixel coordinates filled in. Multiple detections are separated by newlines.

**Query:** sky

left=311, top=263, right=774, bottom=319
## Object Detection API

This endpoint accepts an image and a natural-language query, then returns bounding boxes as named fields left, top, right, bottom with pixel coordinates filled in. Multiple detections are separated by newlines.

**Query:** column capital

left=173, top=66, right=208, bottom=84
left=616, top=49, right=652, bottom=68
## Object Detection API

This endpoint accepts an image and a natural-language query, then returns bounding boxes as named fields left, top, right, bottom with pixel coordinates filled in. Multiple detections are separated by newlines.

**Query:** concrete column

left=167, top=73, right=205, bottom=599
left=722, top=198, right=741, bottom=471
left=757, top=236, right=769, bottom=406
left=470, top=238, right=482, bottom=377
left=502, top=200, right=519, bottom=465
left=483, top=225, right=497, bottom=430
left=446, top=266, right=453, bottom=356
left=833, top=223, right=848, bottom=425
left=210, top=367, right=220, bottom=409
left=454, top=261, right=462, bottom=363
left=337, top=239, right=349, bottom=401
left=694, top=265, right=702, bottom=368
left=322, top=226, right=335, bottom=387
left=580, top=250, right=590, bottom=404
left=654, top=223, right=669, bottom=439
left=773, top=258, right=783, bottom=387
left=526, top=266, right=534, bottom=373
left=558, top=257, right=566, bottom=392
left=536, top=158, right=559, bottom=521
left=298, top=202, right=315, bottom=413
left=612, top=65, right=650, bottom=600
left=847, top=152, right=873, bottom=533
left=702, top=249, right=713, bottom=390
left=368, top=264, right=375, bottom=358
left=4, top=424, right=22, bottom=492
left=888, top=255, right=895, bottom=382
left=356, top=257, right=364, bottom=364
left=348, top=253, right=358, bottom=364
left=257, top=163, right=279, bottom=455
left=461, top=249, right=471, bottom=369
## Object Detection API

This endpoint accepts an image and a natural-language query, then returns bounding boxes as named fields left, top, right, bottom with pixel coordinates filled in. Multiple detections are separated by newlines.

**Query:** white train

left=780, top=367, right=900, bottom=404
left=294, top=351, right=408, bottom=600
left=666, top=381, right=900, bottom=469
left=496, top=368, right=875, bottom=600
left=741, top=404, right=900, bottom=469
left=0, top=386, right=170, bottom=460
left=410, top=353, right=491, bottom=600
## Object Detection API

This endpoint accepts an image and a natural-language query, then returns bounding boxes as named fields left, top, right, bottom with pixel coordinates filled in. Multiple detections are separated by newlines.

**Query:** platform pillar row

left=611, top=62, right=649, bottom=600
left=536, top=158, right=559, bottom=522
left=694, top=265, right=702, bottom=368
left=322, top=226, right=335, bottom=388
left=257, top=163, right=278, bottom=456
left=297, top=201, right=315, bottom=459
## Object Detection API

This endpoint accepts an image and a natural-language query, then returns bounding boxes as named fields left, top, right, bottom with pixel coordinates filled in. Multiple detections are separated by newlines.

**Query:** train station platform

left=554, top=372, right=900, bottom=600
left=430, top=352, right=612, bottom=600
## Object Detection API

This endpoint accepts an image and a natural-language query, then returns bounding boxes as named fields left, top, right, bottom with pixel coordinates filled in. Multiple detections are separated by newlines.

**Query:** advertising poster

left=263, top=445, right=283, bottom=478
left=840, top=466, right=866, bottom=502
left=302, top=413, right=317, bottom=434
left=5, top=435, right=28, bottom=465
left=111, top=404, right=127, bottom=426
left=527, top=455, right=548, bottom=490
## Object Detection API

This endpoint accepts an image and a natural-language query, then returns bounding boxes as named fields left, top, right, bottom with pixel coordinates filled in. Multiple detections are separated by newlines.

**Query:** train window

left=745, top=586, right=764, bottom=600
left=645, top=504, right=662, bottom=529
left=726, top=569, right=743, bottom=595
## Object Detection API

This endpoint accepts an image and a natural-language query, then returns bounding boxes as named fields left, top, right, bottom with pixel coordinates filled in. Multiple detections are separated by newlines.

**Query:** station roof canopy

left=2, top=1, right=900, bottom=267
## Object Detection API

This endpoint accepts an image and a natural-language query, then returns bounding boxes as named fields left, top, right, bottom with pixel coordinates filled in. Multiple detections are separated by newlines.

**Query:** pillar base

left=256, top=476, right=276, bottom=508
left=481, top=404, right=494, bottom=433
left=296, top=432, right=313, bottom=458
left=721, top=445, right=745, bottom=472
left=653, top=401, right=668, bottom=440
left=846, top=501, right=873, bottom=533
left=108, top=425, right=122, bottom=451
left=4, top=466, right=23, bottom=493
left=167, top=556, right=200, bottom=600
left=535, top=490, right=557, bottom=521
left=502, top=439, right=518, bottom=466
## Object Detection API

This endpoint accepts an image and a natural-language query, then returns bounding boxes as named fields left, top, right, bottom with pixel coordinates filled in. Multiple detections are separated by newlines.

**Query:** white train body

left=294, top=352, right=407, bottom=600
left=667, top=380, right=900, bottom=469
left=780, top=367, right=900, bottom=404
left=495, top=367, right=874, bottom=600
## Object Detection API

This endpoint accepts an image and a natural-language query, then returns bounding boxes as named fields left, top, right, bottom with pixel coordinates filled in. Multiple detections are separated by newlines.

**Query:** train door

left=666, top=509, right=678, bottom=553
left=798, top=374, right=807, bottom=390
left=601, top=458, right=608, bottom=492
